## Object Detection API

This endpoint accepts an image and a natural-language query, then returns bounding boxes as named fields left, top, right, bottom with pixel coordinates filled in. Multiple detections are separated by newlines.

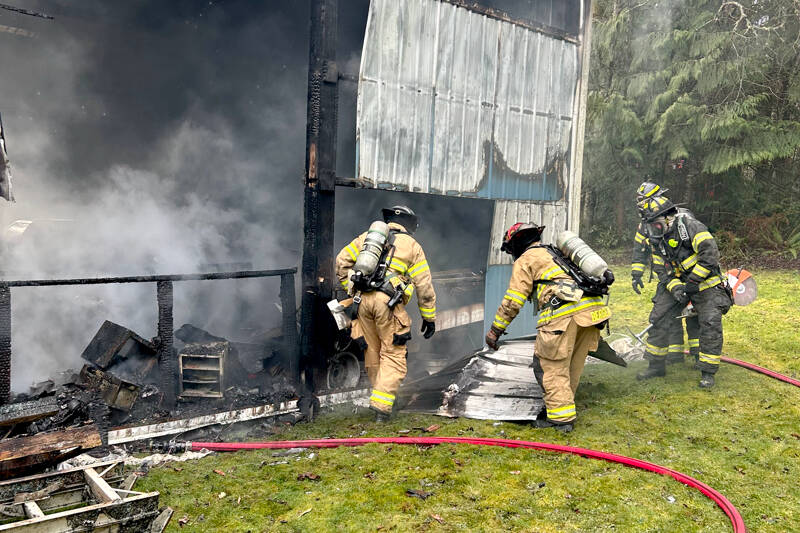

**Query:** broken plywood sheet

left=399, top=339, right=544, bottom=421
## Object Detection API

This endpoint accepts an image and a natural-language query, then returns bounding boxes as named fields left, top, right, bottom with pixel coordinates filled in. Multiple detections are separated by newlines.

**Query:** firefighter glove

left=684, top=281, right=699, bottom=295
left=485, top=326, right=503, bottom=351
left=670, top=283, right=688, bottom=304
left=603, top=269, right=615, bottom=286
left=631, top=272, right=644, bottom=295
left=421, top=320, right=436, bottom=339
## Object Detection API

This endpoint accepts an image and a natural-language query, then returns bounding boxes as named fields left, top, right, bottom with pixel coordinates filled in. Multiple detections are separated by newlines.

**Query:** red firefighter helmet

left=501, top=223, right=545, bottom=257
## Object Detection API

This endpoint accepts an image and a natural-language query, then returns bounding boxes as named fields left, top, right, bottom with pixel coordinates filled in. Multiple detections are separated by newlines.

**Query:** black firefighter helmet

left=382, top=205, right=419, bottom=234
left=500, top=222, right=545, bottom=259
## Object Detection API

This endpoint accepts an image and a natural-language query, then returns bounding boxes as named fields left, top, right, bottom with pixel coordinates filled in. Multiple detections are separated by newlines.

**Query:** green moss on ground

left=138, top=268, right=800, bottom=532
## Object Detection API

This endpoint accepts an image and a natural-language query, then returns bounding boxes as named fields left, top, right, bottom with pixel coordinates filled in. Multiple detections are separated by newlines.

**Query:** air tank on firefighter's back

left=556, top=231, right=608, bottom=279
left=353, top=220, right=389, bottom=279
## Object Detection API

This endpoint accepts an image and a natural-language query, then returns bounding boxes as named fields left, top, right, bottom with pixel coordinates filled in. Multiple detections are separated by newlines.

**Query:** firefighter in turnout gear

left=636, top=197, right=733, bottom=388
left=335, top=206, right=437, bottom=422
left=632, top=182, right=700, bottom=364
left=485, top=223, right=612, bottom=433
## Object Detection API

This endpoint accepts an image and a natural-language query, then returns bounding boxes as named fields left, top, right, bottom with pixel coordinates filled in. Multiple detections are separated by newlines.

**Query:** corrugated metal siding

left=356, top=0, right=578, bottom=201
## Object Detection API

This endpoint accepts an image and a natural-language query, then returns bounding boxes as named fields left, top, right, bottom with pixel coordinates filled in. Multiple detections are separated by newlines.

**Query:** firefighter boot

left=370, top=406, right=390, bottom=423
left=637, top=359, right=666, bottom=380
left=699, top=372, right=715, bottom=389
left=535, top=419, right=573, bottom=433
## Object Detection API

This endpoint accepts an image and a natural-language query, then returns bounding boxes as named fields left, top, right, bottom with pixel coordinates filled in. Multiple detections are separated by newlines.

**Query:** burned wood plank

left=0, top=492, right=160, bottom=532
left=83, top=468, right=120, bottom=503
left=20, top=503, right=42, bottom=519
left=0, top=460, right=124, bottom=505
left=149, top=507, right=173, bottom=533
left=0, top=426, right=100, bottom=463
left=0, top=399, right=59, bottom=427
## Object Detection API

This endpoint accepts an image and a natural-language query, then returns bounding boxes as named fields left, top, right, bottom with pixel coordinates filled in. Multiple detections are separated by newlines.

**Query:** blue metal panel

left=484, top=264, right=538, bottom=339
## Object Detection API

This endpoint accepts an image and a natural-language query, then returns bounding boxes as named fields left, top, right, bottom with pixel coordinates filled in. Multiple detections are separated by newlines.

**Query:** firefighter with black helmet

left=632, top=181, right=701, bottom=365
left=636, top=196, right=733, bottom=388
left=335, top=205, right=436, bottom=422
left=484, top=223, right=612, bottom=433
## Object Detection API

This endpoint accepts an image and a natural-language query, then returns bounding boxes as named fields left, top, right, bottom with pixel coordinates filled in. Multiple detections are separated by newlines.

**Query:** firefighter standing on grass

left=335, top=206, right=437, bottom=422
left=632, top=181, right=701, bottom=364
left=635, top=196, right=733, bottom=388
left=484, top=223, right=612, bottom=433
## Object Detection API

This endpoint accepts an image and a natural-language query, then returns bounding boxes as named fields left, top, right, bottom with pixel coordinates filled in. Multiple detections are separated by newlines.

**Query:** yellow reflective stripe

left=504, top=290, right=526, bottom=305
left=404, top=284, right=414, bottom=297
left=547, top=405, right=576, bottom=420
left=692, top=264, right=710, bottom=278
left=698, top=352, right=721, bottom=365
left=408, top=261, right=429, bottom=278
left=644, top=184, right=660, bottom=198
left=692, top=231, right=712, bottom=250
left=688, top=339, right=700, bottom=347
left=494, top=314, right=510, bottom=326
left=668, top=344, right=683, bottom=353
left=420, top=307, right=436, bottom=319
left=541, top=266, right=565, bottom=280
left=340, top=279, right=349, bottom=288
left=537, top=297, right=604, bottom=325
left=389, top=258, right=408, bottom=274
left=492, top=320, right=507, bottom=330
left=652, top=255, right=664, bottom=265
left=646, top=343, right=668, bottom=356
left=370, top=390, right=395, bottom=405
left=635, top=232, right=645, bottom=243
left=631, top=263, right=646, bottom=272
left=681, top=253, right=698, bottom=269
left=666, top=279, right=681, bottom=291
left=345, top=243, right=359, bottom=261
left=699, top=275, right=723, bottom=291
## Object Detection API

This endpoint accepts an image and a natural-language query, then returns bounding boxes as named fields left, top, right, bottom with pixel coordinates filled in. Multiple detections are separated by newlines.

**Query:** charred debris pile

left=1, top=320, right=299, bottom=447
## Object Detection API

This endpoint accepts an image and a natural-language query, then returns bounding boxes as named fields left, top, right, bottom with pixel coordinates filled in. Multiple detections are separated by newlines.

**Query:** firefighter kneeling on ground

left=484, top=223, right=613, bottom=433
left=636, top=196, right=733, bottom=389
left=335, top=206, right=437, bottom=422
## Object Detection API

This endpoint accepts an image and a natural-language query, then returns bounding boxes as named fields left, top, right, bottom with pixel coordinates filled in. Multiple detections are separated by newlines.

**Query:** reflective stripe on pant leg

left=370, top=389, right=395, bottom=407
left=536, top=319, right=579, bottom=423
left=371, top=296, right=409, bottom=413
left=693, top=288, right=725, bottom=375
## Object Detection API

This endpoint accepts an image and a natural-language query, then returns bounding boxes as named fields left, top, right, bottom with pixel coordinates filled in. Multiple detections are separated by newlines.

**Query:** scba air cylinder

left=556, top=231, right=608, bottom=279
left=353, top=221, right=390, bottom=278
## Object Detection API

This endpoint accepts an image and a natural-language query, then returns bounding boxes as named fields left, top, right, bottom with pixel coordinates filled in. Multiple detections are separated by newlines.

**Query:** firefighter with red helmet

left=335, top=206, right=437, bottom=422
left=636, top=196, right=732, bottom=388
left=484, top=223, right=612, bottom=433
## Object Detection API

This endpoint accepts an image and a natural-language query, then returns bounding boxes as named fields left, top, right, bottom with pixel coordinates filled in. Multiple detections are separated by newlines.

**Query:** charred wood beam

left=2, top=268, right=296, bottom=287
left=0, top=2, right=54, bottom=20
left=300, top=0, right=339, bottom=389
left=0, top=287, right=9, bottom=405
left=280, top=273, right=299, bottom=383
left=156, top=281, right=175, bottom=410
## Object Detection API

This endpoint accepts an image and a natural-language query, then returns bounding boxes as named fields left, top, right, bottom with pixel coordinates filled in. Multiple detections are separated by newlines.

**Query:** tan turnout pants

left=356, top=291, right=412, bottom=414
left=534, top=315, right=600, bottom=424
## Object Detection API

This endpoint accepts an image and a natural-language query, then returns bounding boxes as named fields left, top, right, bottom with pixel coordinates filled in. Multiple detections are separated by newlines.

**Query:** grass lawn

left=137, top=268, right=800, bottom=532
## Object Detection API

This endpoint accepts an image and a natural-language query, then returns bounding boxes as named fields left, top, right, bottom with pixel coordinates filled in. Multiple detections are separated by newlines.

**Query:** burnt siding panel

left=357, top=0, right=579, bottom=201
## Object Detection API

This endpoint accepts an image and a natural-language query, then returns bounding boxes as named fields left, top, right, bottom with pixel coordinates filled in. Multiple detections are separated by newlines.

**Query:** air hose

left=722, top=357, right=800, bottom=388
left=189, top=437, right=746, bottom=533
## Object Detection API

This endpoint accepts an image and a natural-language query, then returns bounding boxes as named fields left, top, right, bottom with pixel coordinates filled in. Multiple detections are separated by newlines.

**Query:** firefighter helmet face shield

left=382, top=205, right=419, bottom=234
left=501, top=222, right=545, bottom=259
left=648, top=216, right=670, bottom=238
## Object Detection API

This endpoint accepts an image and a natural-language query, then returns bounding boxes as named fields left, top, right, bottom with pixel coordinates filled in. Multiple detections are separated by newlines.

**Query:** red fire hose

left=722, top=357, right=800, bottom=388
left=190, top=437, right=746, bottom=532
